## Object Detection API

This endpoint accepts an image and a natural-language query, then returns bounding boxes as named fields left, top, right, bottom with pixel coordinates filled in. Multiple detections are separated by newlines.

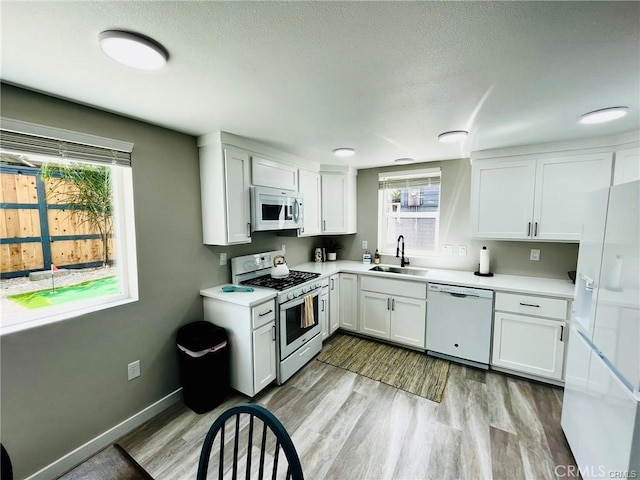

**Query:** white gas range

left=231, top=250, right=323, bottom=384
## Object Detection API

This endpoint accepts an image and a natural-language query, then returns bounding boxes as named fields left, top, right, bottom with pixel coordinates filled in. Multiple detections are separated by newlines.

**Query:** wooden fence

left=0, top=165, right=115, bottom=278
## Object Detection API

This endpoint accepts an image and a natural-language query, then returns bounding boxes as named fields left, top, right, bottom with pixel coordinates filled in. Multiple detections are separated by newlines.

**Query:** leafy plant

left=41, top=162, right=114, bottom=267
left=323, top=238, right=343, bottom=253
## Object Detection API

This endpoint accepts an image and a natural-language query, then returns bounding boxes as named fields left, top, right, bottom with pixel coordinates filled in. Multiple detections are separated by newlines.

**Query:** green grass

left=8, top=276, right=119, bottom=309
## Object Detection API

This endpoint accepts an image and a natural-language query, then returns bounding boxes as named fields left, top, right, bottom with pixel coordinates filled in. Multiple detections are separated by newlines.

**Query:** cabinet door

left=360, top=290, right=391, bottom=339
left=492, top=312, right=566, bottom=380
left=224, top=147, right=252, bottom=244
left=613, top=147, right=640, bottom=185
left=320, top=288, right=329, bottom=341
left=251, top=156, right=298, bottom=190
left=533, top=153, right=612, bottom=241
left=321, top=173, right=348, bottom=233
left=339, top=273, right=358, bottom=331
left=471, top=158, right=536, bottom=239
left=252, top=322, right=276, bottom=394
left=390, top=297, right=426, bottom=348
left=298, top=169, right=322, bottom=236
left=328, top=274, right=340, bottom=333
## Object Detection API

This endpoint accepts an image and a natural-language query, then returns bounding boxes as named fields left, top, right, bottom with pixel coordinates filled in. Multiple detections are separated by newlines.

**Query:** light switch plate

left=442, top=245, right=453, bottom=256
left=220, top=252, right=227, bottom=265
left=458, top=245, right=467, bottom=256
left=530, top=249, right=541, bottom=261
left=362, top=240, right=368, bottom=249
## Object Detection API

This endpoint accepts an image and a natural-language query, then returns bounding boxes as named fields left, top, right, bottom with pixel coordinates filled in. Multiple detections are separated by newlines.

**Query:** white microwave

left=250, top=186, right=304, bottom=232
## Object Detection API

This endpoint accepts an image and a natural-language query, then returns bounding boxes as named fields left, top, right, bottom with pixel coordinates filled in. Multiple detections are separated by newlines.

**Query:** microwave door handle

left=293, top=200, right=300, bottom=222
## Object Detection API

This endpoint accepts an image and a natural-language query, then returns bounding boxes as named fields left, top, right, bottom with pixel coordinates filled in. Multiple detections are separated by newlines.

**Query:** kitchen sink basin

left=369, top=265, right=429, bottom=277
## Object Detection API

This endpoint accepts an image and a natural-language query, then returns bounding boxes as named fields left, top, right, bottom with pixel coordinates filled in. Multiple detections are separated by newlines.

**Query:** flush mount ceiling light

left=99, top=30, right=168, bottom=70
left=394, top=158, right=415, bottom=165
left=332, top=148, right=356, bottom=157
left=438, top=130, right=469, bottom=143
left=579, top=107, right=628, bottom=124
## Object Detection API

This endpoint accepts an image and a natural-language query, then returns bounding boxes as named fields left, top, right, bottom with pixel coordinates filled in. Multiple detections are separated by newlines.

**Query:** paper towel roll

left=479, top=246, right=490, bottom=274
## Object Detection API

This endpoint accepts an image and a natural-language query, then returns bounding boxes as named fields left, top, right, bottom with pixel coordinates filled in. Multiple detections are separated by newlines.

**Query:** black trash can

left=177, top=321, right=230, bottom=414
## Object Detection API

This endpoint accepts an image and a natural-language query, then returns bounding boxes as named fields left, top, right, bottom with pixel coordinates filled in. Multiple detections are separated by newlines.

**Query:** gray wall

left=343, top=158, right=578, bottom=279
left=0, top=85, right=317, bottom=478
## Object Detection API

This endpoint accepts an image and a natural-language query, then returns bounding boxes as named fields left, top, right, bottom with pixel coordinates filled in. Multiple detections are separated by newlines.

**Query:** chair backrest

left=196, top=404, right=303, bottom=480
left=1, top=443, right=13, bottom=480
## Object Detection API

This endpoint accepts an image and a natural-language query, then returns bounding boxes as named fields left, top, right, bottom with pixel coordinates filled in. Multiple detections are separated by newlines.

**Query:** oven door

left=279, top=288, right=321, bottom=360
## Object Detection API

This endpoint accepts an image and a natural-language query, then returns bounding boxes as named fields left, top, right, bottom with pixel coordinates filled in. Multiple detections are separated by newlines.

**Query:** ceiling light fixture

left=99, top=30, right=168, bottom=70
left=579, top=107, right=628, bottom=124
left=438, top=130, right=469, bottom=143
left=333, top=148, right=356, bottom=157
left=394, top=158, right=414, bottom=165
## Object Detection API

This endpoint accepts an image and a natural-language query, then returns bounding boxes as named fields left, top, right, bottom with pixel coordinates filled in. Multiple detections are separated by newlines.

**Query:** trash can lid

left=177, top=321, right=227, bottom=351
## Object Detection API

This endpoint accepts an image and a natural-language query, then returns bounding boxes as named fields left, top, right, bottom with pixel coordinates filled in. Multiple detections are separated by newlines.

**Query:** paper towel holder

left=474, top=271, right=494, bottom=277
left=475, top=245, right=493, bottom=276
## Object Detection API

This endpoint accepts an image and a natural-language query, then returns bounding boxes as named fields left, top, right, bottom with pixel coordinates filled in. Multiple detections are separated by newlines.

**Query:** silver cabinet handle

left=519, top=302, right=540, bottom=308
left=259, top=309, right=273, bottom=317
left=330, top=278, right=334, bottom=290
left=271, top=325, right=276, bottom=341
left=247, top=222, right=251, bottom=237
left=321, top=299, right=325, bottom=312
left=387, top=298, right=390, bottom=310
left=527, top=222, right=532, bottom=236
left=560, top=325, right=564, bottom=342
left=391, top=298, right=395, bottom=310
left=534, top=222, right=538, bottom=237
left=323, top=220, right=326, bottom=231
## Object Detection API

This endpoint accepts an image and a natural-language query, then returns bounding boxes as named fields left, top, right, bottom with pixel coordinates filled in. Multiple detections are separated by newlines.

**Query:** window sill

left=1, top=294, right=138, bottom=336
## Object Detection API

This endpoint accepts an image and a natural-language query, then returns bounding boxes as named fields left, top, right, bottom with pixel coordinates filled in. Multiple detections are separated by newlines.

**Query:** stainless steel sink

left=369, top=265, right=429, bottom=277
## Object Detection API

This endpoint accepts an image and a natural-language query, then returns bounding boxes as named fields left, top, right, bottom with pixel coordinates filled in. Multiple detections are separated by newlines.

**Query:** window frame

left=377, top=168, right=442, bottom=258
left=0, top=118, right=138, bottom=335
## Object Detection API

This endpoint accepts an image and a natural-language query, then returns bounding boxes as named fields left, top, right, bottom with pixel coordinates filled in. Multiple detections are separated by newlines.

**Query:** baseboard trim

left=25, top=388, right=182, bottom=480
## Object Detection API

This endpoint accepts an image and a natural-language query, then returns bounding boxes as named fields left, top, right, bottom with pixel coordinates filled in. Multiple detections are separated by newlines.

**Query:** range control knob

left=294, top=289, right=301, bottom=297
left=315, top=281, right=322, bottom=289
left=287, top=292, right=294, bottom=300
left=302, top=286, right=310, bottom=293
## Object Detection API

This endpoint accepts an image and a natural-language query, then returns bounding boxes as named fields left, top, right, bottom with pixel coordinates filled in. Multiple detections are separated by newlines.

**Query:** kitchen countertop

left=200, top=284, right=277, bottom=307
left=293, top=261, right=576, bottom=299
left=200, top=261, right=576, bottom=306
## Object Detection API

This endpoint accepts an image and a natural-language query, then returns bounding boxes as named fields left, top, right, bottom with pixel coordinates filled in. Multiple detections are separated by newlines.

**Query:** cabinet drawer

left=252, top=300, right=276, bottom=329
left=495, top=292, right=568, bottom=320
left=360, top=276, right=426, bottom=299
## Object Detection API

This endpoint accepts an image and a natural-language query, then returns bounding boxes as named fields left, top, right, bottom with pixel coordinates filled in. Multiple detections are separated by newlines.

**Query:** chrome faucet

left=396, top=235, right=409, bottom=267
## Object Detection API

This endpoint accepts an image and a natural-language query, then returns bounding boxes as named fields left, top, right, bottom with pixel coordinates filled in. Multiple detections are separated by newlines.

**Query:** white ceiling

left=1, top=1, right=639, bottom=169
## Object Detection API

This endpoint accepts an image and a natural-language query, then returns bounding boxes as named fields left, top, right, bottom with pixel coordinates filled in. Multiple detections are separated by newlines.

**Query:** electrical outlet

left=458, top=245, right=467, bottom=256
left=128, top=360, right=140, bottom=381
left=530, top=249, right=541, bottom=261
left=219, top=252, right=227, bottom=266
left=442, top=245, right=453, bottom=256
left=362, top=240, right=368, bottom=249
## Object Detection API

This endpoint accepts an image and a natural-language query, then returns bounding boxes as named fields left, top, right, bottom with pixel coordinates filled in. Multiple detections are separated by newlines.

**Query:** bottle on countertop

left=374, top=249, right=380, bottom=264
left=363, top=250, right=372, bottom=264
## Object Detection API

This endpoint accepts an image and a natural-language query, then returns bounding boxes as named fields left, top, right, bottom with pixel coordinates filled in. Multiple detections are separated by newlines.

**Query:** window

left=378, top=168, right=441, bottom=257
left=0, top=119, right=138, bottom=335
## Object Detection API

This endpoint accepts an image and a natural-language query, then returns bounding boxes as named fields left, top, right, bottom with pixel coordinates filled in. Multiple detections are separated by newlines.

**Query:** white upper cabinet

left=613, top=147, right=640, bottom=185
left=471, top=152, right=612, bottom=242
left=297, top=169, right=322, bottom=236
left=200, top=144, right=251, bottom=245
left=251, top=156, right=298, bottom=191
left=321, top=170, right=357, bottom=234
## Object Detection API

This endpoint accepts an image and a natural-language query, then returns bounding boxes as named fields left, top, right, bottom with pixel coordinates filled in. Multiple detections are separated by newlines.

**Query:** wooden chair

left=197, top=404, right=304, bottom=480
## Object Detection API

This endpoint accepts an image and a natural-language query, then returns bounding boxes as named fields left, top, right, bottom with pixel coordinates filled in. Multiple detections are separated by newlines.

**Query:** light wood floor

left=120, top=353, right=577, bottom=479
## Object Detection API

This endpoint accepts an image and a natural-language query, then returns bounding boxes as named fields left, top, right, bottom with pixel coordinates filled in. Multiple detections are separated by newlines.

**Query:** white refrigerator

left=561, top=180, right=640, bottom=479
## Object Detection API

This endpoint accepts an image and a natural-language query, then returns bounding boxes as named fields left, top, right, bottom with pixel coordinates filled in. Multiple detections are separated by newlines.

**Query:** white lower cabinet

left=203, top=297, right=276, bottom=397
left=320, top=281, right=330, bottom=341
left=338, top=273, right=358, bottom=331
left=492, top=291, right=569, bottom=381
left=359, top=276, right=427, bottom=349
left=252, top=321, right=277, bottom=394
left=328, top=274, right=340, bottom=334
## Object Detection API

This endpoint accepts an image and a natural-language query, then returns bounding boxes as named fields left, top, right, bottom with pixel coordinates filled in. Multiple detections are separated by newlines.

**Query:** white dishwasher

left=426, top=283, right=494, bottom=369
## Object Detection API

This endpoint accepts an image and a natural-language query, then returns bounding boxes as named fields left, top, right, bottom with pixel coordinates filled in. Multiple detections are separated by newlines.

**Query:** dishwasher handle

left=448, top=292, right=478, bottom=299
